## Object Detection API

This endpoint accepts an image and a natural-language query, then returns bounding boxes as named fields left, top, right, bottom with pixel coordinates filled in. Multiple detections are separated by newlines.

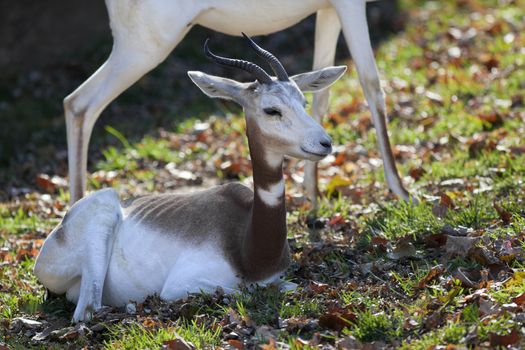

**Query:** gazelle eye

left=263, top=108, right=282, bottom=117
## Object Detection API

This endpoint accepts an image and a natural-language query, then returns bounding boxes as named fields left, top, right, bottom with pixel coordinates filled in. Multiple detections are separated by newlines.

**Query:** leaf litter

left=2, top=0, right=525, bottom=349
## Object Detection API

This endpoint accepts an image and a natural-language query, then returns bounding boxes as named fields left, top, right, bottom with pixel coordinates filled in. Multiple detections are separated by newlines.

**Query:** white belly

left=196, top=0, right=330, bottom=36
left=102, top=218, right=242, bottom=306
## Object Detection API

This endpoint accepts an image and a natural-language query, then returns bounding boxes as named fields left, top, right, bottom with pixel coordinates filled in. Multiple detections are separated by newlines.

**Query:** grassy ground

left=1, top=0, right=525, bottom=348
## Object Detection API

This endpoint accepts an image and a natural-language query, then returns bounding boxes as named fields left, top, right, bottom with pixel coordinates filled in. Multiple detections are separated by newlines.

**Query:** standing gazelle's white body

left=65, top=0, right=411, bottom=209
left=36, top=37, right=347, bottom=322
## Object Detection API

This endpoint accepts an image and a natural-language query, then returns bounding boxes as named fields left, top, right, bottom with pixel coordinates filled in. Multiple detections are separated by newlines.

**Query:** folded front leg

left=159, top=245, right=241, bottom=301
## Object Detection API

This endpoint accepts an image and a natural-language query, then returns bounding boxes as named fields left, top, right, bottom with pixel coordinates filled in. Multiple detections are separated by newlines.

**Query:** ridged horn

left=242, top=32, right=289, bottom=81
left=204, top=38, right=272, bottom=84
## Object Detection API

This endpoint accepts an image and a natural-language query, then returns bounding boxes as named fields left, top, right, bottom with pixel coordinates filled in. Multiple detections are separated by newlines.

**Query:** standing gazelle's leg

left=304, top=8, right=342, bottom=213
left=65, top=48, right=171, bottom=204
left=65, top=4, right=198, bottom=204
left=331, top=0, right=411, bottom=201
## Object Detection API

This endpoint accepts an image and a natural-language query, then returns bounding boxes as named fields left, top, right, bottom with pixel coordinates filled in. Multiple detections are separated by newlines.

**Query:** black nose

left=320, top=138, right=332, bottom=149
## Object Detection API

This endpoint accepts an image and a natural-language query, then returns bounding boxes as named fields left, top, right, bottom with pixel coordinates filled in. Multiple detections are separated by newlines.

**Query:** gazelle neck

left=240, top=119, right=290, bottom=281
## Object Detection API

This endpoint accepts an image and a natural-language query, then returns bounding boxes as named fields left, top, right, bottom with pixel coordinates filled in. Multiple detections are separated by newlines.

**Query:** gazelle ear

left=188, top=71, right=246, bottom=103
left=290, top=66, right=347, bottom=92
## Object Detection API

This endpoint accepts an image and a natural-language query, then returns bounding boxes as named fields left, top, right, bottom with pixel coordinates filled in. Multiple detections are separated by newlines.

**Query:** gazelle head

left=188, top=34, right=346, bottom=162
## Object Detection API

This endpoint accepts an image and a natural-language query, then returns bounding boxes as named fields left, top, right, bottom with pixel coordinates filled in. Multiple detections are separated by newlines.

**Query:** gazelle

left=35, top=36, right=346, bottom=322
left=65, top=0, right=411, bottom=208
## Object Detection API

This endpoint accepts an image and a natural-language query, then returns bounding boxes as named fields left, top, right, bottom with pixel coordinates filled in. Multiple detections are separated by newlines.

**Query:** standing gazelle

left=35, top=36, right=346, bottom=322
left=65, top=0, right=411, bottom=209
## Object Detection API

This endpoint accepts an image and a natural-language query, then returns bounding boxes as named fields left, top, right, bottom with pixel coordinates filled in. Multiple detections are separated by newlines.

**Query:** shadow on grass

left=0, top=1, right=404, bottom=199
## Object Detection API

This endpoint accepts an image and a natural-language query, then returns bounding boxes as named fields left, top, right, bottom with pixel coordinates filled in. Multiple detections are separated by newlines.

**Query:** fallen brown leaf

left=308, top=281, right=329, bottom=294
left=259, top=337, right=278, bottom=350
left=371, top=236, right=389, bottom=252
left=453, top=268, right=479, bottom=288
left=489, top=328, right=520, bottom=347
left=512, top=292, right=525, bottom=306
left=480, top=54, right=500, bottom=71
left=387, top=240, right=416, bottom=260
left=59, top=329, right=79, bottom=341
left=417, top=265, right=445, bottom=289
left=440, top=193, right=455, bottom=208
left=228, top=339, right=244, bottom=350
left=35, top=174, right=57, bottom=193
left=478, top=112, right=503, bottom=127
left=408, top=166, right=425, bottom=181
left=328, top=213, right=347, bottom=227
left=142, top=317, right=159, bottom=328
left=16, top=248, right=39, bottom=260
left=336, top=335, right=363, bottom=350
left=432, top=193, right=455, bottom=218
left=424, top=233, right=448, bottom=248
left=499, top=240, right=517, bottom=262
left=445, top=236, right=480, bottom=257
left=424, top=311, right=443, bottom=330
left=162, top=338, right=195, bottom=350
left=469, top=247, right=500, bottom=267
left=493, top=201, right=511, bottom=224
left=318, top=309, right=356, bottom=332
left=478, top=297, right=498, bottom=317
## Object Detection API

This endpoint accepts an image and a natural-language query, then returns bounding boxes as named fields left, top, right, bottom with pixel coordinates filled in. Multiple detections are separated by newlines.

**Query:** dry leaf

left=489, top=328, right=520, bottom=347
left=424, top=312, right=443, bottom=330
left=453, top=268, right=479, bottom=288
left=387, top=241, right=416, bottom=260
left=35, top=174, right=60, bottom=193
left=60, top=329, right=79, bottom=341
left=15, top=248, right=39, bottom=261
left=142, top=317, right=159, bottom=328
left=162, top=338, right=195, bottom=350
left=499, top=240, right=517, bottom=262
left=319, top=309, right=356, bottom=332
left=371, top=236, right=389, bottom=252
left=328, top=213, right=346, bottom=226
left=424, top=233, right=448, bottom=248
left=326, top=175, right=353, bottom=195
left=432, top=194, right=454, bottom=218
left=493, top=201, right=511, bottom=224
left=469, top=247, right=500, bottom=266
left=336, top=335, right=363, bottom=350
left=408, top=167, right=425, bottom=181
left=259, top=337, right=277, bottom=350
left=417, top=264, right=445, bottom=289
left=308, top=281, right=329, bottom=294
left=512, top=292, right=525, bottom=306
left=445, top=236, right=479, bottom=257
left=228, top=339, right=244, bottom=350
left=441, top=194, right=454, bottom=207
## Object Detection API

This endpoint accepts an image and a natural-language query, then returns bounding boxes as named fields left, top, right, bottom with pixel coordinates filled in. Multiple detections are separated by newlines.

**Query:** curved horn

left=204, top=39, right=272, bottom=84
left=242, top=33, right=289, bottom=81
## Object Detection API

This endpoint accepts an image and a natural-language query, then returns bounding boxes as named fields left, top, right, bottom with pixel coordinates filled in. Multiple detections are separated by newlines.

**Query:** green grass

left=104, top=320, right=222, bottom=350
left=1, top=0, right=525, bottom=348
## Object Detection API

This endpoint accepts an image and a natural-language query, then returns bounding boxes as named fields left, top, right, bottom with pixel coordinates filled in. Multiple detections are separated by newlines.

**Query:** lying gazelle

left=34, top=35, right=346, bottom=322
